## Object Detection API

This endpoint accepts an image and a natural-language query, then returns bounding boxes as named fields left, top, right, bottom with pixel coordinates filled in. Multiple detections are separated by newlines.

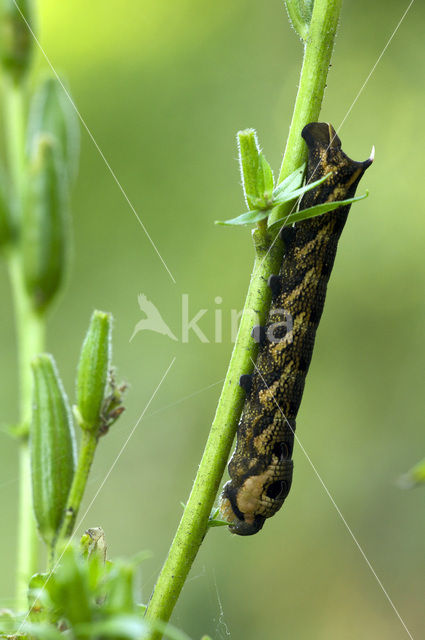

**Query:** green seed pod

left=75, top=311, right=112, bottom=432
left=22, top=134, right=69, bottom=312
left=0, top=0, right=34, bottom=83
left=30, top=354, right=76, bottom=547
left=28, top=76, right=80, bottom=186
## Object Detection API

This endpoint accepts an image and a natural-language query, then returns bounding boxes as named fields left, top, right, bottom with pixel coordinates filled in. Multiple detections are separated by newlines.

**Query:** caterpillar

left=220, top=122, right=373, bottom=535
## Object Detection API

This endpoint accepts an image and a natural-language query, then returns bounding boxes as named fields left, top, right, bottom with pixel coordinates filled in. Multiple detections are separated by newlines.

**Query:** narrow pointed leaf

left=398, top=457, right=425, bottom=489
left=269, top=192, right=368, bottom=229
left=284, top=0, right=314, bottom=41
left=272, top=163, right=306, bottom=198
left=273, top=170, right=333, bottom=206
left=258, top=153, right=274, bottom=195
left=215, top=209, right=269, bottom=226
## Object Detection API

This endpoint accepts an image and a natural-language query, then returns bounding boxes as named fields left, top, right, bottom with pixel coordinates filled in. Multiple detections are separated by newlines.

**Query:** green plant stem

left=270, top=0, right=343, bottom=223
left=9, top=255, right=45, bottom=607
left=54, top=429, right=99, bottom=554
left=146, top=1, right=343, bottom=636
left=145, top=230, right=280, bottom=634
left=4, top=80, right=46, bottom=609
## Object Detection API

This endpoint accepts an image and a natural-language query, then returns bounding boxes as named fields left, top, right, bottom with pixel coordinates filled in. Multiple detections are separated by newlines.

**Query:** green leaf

left=272, top=163, right=306, bottom=198
left=269, top=192, right=368, bottom=229
left=28, top=572, right=50, bottom=622
left=215, top=209, right=268, bottom=227
left=257, top=152, right=274, bottom=196
left=273, top=170, right=333, bottom=206
left=0, top=610, right=18, bottom=634
left=207, top=518, right=229, bottom=528
left=284, top=0, right=314, bottom=41
left=208, top=507, right=228, bottom=528
left=398, top=457, right=425, bottom=489
left=45, top=546, right=93, bottom=626
left=22, top=623, right=63, bottom=640
left=149, top=619, right=193, bottom=640
left=75, top=616, right=147, bottom=639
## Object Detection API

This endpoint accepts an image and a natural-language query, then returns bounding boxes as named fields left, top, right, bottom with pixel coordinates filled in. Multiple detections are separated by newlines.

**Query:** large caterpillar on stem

left=220, top=122, right=373, bottom=535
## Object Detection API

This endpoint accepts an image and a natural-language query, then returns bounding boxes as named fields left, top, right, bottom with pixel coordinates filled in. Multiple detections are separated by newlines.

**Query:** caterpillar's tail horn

left=364, top=145, right=375, bottom=168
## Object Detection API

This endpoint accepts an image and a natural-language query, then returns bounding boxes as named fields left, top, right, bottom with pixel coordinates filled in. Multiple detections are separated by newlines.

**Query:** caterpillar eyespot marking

left=267, top=274, right=281, bottom=298
left=279, top=225, right=296, bottom=246
left=220, top=122, right=373, bottom=536
left=251, top=325, right=266, bottom=345
left=239, top=374, right=253, bottom=394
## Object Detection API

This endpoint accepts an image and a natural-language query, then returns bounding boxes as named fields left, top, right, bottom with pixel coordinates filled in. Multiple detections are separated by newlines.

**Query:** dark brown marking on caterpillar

left=239, top=374, right=253, bottom=394
left=220, top=122, right=373, bottom=536
left=267, top=274, right=282, bottom=299
left=251, top=325, right=266, bottom=346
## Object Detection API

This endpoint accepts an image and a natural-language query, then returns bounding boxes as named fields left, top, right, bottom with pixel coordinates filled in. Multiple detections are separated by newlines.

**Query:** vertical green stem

left=145, top=230, right=280, bottom=635
left=5, top=80, right=46, bottom=609
left=145, top=1, right=343, bottom=636
left=55, top=429, right=99, bottom=549
left=271, top=0, right=343, bottom=222
left=9, top=254, right=45, bottom=609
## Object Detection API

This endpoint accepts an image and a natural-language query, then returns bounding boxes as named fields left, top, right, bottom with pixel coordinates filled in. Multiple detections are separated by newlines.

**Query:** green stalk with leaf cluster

left=145, top=0, right=343, bottom=635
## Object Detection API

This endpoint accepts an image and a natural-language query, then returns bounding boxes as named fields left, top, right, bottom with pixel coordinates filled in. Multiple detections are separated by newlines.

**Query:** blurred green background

left=1, top=0, right=424, bottom=638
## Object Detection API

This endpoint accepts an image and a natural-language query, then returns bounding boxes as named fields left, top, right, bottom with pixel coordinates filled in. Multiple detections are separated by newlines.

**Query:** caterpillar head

left=220, top=461, right=293, bottom=536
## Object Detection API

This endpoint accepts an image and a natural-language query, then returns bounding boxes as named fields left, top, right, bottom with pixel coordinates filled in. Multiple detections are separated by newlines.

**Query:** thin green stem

left=271, top=0, right=343, bottom=221
left=55, top=429, right=99, bottom=553
left=146, top=1, right=343, bottom=636
left=145, top=230, right=280, bottom=634
left=4, top=79, right=46, bottom=609
left=9, top=253, right=46, bottom=607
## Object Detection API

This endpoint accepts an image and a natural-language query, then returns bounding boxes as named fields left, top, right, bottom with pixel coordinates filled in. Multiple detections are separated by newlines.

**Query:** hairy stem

left=271, top=0, right=343, bottom=221
left=145, top=230, right=280, bottom=633
left=145, top=0, right=343, bottom=635
left=55, top=429, right=99, bottom=552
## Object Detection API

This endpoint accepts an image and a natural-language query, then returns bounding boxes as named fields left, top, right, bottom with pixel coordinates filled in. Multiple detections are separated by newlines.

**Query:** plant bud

left=22, top=135, right=69, bottom=312
left=28, top=76, right=80, bottom=186
left=0, top=0, right=34, bottom=82
left=75, top=311, right=112, bottom=432
left=237, top=129, right=274, bottom=210
left=30, top=354, right=76, bottom=547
